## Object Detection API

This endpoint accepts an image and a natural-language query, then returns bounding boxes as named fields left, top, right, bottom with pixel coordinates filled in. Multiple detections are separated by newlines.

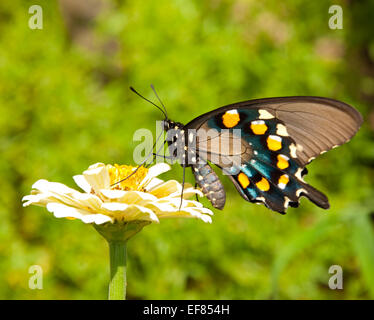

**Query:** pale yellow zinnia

left=22, top=162, right=213, bottom=225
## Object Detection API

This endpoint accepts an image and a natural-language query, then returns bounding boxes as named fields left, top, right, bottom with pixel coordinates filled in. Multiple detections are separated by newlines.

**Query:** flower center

left=107, top=164, right=148, bottom=191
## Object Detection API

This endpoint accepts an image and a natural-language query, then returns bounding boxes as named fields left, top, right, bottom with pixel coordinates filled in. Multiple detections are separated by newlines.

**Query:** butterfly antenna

left=130, top=86, right=167, bottom=119
left=150, top=84, right=168, bottom=119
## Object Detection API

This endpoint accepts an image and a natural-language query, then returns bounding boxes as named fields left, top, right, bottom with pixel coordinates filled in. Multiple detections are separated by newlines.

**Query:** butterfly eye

left=162, top=120, right=170, bottom=131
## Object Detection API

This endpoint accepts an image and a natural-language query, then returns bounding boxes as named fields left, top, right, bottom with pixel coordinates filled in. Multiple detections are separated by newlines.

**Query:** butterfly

left=129, top=87, right=363, bottom=214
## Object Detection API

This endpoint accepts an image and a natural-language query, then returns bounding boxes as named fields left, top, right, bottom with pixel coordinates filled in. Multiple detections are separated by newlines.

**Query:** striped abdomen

left=192, top=162, right=226, bottom=210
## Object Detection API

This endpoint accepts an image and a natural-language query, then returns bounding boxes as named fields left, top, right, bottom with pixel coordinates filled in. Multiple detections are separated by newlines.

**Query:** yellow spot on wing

left=222, top=110, right=240, bottom=128
left=289, top=143, right=297, bottom=158
left=256, top=177, right=270, bottom=191
left=238, top=172, right=250, bottom=188
left=250, top=120, right=268, bottom=135
left=267, top=135, right=282, bottom=151
left=258, top=109, right=274, bottom=119
left=277, top=154, right=289, bottom=169
left=276, top=123, right=289, bottom=136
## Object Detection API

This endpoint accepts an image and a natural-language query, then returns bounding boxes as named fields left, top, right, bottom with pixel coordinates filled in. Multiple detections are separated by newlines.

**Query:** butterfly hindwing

left=228, top=160, right=329, bottom=213
left=217, top=110, right=329, bottom=213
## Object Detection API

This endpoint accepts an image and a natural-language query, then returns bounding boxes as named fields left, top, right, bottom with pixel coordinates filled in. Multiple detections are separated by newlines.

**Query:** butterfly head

left=162, top=119, right=184, bottom=132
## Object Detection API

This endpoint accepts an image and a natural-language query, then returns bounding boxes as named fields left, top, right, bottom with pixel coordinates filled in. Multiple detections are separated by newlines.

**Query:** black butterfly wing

left=184, top=97, right=362, bottom=213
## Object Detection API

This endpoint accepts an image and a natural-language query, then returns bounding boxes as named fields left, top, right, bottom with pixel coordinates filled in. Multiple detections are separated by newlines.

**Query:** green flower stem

left=108, top=241, right=127, bottom=300
left=94, top=221, right=150, bottom=300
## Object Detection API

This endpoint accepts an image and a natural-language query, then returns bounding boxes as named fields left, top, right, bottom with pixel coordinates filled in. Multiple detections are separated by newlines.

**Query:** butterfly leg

left=194, top=182, right=200, bottom=203
left=179, top=163, right=186, bottom=211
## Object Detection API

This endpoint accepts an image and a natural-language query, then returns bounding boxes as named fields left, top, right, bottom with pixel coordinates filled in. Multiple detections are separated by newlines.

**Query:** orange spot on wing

left=222, top=111, right=240, bottom=128
left=256, top=177, right=270, bottom=191
left=238, top=172, right=250, bottom=188
left=250, top=121, right=268, bottom=135
left=277, top=154, right=289, bottom=169
left=278, top=174, right=289, bottom=186
left=267, top=135, right=282, bottom=151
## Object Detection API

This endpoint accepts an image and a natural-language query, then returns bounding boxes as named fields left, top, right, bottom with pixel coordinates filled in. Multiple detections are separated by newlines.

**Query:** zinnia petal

left=46, top=202, right=112, bottom=224
left=101, top=202, right=159, bottom=223
left=73, top=174, right=92, bottom=193
left=83, top=163, right=111, bottom=194
left=144, top=177, right=164, bottom=191
left=100, top=189, right=158, bottom=204
left=140, top=163, right=170, bottom=188
left=149, top=180, right=181, bottom=197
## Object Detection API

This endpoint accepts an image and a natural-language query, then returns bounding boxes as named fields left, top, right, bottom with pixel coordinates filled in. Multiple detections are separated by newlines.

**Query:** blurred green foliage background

left=0, top=0, right=373, bottom=299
